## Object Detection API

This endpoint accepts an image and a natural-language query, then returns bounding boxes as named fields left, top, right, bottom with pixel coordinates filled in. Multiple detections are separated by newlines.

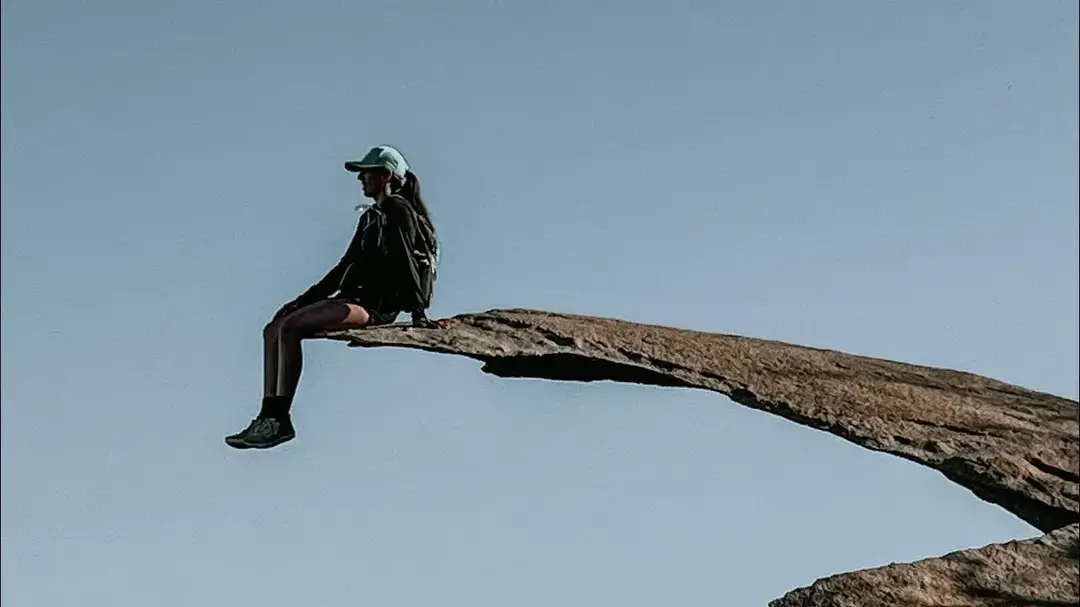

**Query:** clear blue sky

left=2, top=1, right=1076, bottom=604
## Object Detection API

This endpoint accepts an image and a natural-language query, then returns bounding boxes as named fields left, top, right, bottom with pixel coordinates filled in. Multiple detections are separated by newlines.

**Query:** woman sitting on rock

left=226, top=144, right=440, bottom=450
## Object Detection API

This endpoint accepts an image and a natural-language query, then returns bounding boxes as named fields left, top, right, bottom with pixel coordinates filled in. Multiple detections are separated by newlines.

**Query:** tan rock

left=771, top=523, right=1078, bottom=607
left=323, top=308, right=1080, bottom=604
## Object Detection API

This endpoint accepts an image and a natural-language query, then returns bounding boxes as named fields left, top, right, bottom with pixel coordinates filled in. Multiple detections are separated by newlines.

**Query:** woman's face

left=357, top=169, right=389, bottom=198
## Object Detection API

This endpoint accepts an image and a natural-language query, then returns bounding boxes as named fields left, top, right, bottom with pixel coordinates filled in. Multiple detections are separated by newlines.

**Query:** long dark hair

left=398, top=170, right=437, bottom=238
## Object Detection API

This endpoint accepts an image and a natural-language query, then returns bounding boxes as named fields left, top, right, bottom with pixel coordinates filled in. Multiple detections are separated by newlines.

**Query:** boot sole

left=225, top=437, right=255, bottom=450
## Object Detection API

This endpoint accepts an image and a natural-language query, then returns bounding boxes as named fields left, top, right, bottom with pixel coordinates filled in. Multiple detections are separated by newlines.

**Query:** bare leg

left=262, top=309, right=303, bottom=399
left=227, top=300, right=374, bottom=450
left=263, top=321, right=283, bottom=398
left=225, top=317, right=296, bottom=448
left=275, top=300, right=373, bottom=402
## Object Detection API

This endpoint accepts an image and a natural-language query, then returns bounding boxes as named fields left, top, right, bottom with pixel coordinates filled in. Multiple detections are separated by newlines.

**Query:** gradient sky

left=2, top=1, right=1077, bottom=605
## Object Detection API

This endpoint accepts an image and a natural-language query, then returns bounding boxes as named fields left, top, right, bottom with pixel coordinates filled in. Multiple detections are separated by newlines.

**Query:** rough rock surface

left=323, top=308, right=1080, bottom=604
left=770, top=523, right=1079, bottom=607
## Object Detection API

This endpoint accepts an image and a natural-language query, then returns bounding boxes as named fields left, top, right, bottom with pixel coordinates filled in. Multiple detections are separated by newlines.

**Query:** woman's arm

left=288, top=219, right=366, bottom=308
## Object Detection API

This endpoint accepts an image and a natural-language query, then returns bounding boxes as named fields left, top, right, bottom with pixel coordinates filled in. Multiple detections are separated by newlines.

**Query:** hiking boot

left=225, top=417, right=295, bottom=450
left=225, top=418, right=261, bottom=448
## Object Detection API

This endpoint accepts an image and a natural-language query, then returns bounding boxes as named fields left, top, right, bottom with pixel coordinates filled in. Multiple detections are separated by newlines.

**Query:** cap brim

left=344, top=162, right=373, bottom=172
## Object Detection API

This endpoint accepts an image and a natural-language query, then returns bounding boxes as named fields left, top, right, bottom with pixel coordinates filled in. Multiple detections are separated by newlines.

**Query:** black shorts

left=330, top=292, right=401, bottom=327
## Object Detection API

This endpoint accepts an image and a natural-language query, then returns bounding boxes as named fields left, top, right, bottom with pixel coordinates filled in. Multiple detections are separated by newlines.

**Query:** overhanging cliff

left=322, top=308, right=1080, bottom=604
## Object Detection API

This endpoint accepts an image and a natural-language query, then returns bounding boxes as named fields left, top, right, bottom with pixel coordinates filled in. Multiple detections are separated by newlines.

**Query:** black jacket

left=291, top=195, right=426, bottom=312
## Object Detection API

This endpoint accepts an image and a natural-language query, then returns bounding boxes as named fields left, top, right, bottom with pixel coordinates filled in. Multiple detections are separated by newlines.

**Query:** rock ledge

left=324, top=308, right=1079, bottom=604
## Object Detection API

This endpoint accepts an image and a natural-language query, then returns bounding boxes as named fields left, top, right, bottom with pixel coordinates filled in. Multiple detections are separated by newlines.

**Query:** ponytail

left=399, top=170, right=437, bottom=238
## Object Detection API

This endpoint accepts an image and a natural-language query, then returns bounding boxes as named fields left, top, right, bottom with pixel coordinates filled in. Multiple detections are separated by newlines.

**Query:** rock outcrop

left=770, top=523, right=1079, bottom=607
left=324, top=308, right=1080, bottom=604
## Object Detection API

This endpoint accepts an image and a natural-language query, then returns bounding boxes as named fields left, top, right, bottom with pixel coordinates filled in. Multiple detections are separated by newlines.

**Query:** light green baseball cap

left=344, top=145, right=410, bottom=180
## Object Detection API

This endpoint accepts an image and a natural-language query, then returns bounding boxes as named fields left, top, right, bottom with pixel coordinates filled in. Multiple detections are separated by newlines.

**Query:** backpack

left=389, top=195, right=439, bottom=310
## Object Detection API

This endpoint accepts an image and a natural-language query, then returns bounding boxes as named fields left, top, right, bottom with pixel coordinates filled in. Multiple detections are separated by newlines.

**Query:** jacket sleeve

left=382, top=198, right=426, bottom=312
left=291, top=220, right=364, bottom=307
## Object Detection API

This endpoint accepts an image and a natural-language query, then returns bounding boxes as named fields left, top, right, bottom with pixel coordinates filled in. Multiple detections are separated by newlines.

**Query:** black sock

left=258, top=396, right=292, bottom=420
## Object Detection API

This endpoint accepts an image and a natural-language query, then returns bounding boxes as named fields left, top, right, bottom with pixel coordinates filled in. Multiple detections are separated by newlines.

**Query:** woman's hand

left=411, top=310, right=442, bottom=329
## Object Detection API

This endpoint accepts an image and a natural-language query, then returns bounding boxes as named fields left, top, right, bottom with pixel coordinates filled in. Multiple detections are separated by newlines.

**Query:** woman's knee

left=264, top=317, right=286, bottom=341
left=278, top=305, right=328, bottom=339
left=267, top=301, right=322, bottom=340
left=277, top=313, right=312, bottom=340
